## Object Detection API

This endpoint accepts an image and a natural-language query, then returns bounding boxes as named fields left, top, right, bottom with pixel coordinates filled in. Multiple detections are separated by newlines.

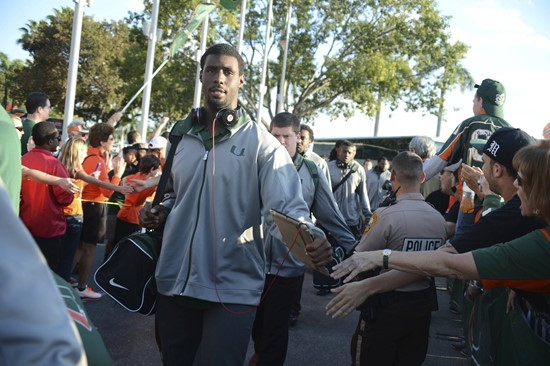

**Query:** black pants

left=58, top=215, right=83, bottom=281
left=252, top=274, right=303, bottom=366
left=113, top=218, right=140, bottom=245
left=34, top=236, right=63, bottom=275
left=289, top=273, right=305, bottom=317
left=156, top=293, right=255, bottom=366
left=351, top=290, right=433, bottom=366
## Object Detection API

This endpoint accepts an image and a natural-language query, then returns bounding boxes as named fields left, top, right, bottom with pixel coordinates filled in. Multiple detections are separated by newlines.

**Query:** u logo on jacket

left=230, top=145, right=245, bottom=156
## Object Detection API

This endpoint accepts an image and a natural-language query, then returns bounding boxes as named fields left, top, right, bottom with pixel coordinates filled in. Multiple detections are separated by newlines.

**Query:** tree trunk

left=373, top=94, right=382, bottom=137
left=436, top=89, right=445, bottom=138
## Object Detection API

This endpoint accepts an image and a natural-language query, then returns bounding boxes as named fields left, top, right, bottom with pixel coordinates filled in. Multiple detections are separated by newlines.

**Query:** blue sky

left=1, top=0, right=549, bottom=139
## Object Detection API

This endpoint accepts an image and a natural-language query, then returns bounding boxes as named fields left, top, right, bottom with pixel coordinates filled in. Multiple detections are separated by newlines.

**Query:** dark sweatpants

left=156, top=293, right=256, bottom=366
left=252, top=274, right=303, bottom=366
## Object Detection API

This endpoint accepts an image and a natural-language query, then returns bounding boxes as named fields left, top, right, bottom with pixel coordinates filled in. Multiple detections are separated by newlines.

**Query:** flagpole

left=193, top=2, right=211, bottom=108
left=276, top=1, right=292, bottom=114
left=139, top=0, right=161, bottom=141
left=121, top=58, right=169, bottom=114
left=237, top=0, right=247, bottom=53
left=256, top=0, right=273, bottom=123
left=62, top=0, right=90, bottom=143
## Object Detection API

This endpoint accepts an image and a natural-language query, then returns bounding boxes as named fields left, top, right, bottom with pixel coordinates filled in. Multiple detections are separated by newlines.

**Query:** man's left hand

left=306, top=236, right=332, bottom=266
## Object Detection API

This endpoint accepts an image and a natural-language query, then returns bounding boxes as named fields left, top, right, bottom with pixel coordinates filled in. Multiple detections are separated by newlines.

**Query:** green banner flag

left=219, top=0, right=240, bottom=11
left=169, top=3, right=216, bottom=58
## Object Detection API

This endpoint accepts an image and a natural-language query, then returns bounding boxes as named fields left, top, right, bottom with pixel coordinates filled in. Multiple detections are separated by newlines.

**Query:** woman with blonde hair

left=57, top=137, right=132, bottom=284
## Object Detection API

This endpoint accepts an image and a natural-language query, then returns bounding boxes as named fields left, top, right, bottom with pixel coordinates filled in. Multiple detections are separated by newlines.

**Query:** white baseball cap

left=148, top=136, right=167, bottom=149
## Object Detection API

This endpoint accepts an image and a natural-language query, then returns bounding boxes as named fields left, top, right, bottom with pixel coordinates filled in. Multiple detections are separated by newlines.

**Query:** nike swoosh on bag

left=109, top=278, right=129, bottom=291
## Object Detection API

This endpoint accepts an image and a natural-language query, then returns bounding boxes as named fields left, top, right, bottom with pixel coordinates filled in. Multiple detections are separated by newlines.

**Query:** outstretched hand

left=56, top=177, right=80, bottom=194
left=117, top=184, right=135, bottom=195
left=325, top=281, right=369, bottom=318
left=330, top=252, right=379, bottom=284
left=127, top=177, right=158, bottom=193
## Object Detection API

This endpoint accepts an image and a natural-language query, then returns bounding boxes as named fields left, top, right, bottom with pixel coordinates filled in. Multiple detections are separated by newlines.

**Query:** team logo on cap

left=494, top=93, right=505, bottom=106
left=487, top=140, right=500, bottom=156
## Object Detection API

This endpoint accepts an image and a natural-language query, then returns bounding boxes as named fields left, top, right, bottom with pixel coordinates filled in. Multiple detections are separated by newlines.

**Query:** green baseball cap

left=474, top=79, right=506, bottom=118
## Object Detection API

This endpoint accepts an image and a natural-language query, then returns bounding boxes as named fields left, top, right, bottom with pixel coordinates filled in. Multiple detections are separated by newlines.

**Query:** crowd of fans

left=1, top=46, right=549, bottom=366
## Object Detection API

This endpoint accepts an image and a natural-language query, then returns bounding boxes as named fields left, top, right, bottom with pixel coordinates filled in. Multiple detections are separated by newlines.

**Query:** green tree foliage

left=119, top=12, right=196, bottom=126
left=157, top=0, right=472, bottom=125
left=0, top=52, right=26, bottom=108
left=6, top=0, right=472, bottom=131
left=17, top=8, right=131, bottom=121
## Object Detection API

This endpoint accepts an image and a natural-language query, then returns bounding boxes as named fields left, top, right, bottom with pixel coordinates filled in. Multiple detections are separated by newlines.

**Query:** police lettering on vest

left=402, top=237, right=443, bottom=252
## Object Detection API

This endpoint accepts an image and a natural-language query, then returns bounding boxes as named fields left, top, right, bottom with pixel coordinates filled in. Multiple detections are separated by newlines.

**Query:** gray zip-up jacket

left=156, top=111, right=314, bottom=306
left=328, top=160, right=372, bottom=227
left=265, top=155, right=357, bottom=277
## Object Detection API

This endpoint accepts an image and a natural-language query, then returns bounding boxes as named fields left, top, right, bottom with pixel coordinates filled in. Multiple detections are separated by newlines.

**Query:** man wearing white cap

left=148, top=135, right=167, bottom=167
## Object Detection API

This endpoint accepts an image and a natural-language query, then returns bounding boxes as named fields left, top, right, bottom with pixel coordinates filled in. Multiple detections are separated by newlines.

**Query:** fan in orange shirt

left=113, top=154, right=161, bottom=244
left=58, top=137, right=133, bottom=283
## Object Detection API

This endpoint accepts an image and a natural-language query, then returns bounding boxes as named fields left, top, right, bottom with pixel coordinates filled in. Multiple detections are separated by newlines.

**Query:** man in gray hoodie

left=140, top=44, right=332, bottom=366
left=249, top=112, right=357, bottom=365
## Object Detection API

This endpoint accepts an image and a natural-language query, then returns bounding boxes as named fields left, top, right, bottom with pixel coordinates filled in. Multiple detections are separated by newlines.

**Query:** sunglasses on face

left=517, top=175, right=524, bottom=187
left=14, top=126, right=23, bottom=132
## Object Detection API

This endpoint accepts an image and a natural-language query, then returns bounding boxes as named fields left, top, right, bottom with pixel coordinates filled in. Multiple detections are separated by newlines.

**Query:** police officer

left=328, top=140, right=372, bottom=239
left=336, top=151, right=448, bottom=366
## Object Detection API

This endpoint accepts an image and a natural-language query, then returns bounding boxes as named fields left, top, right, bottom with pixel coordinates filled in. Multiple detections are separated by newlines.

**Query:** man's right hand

left=461, top=164, right=483, bottom=196
left=139, top=204, right=168, bottom=229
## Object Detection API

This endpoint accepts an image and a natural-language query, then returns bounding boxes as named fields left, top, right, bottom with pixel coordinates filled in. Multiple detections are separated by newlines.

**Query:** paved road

left=85, top=244, right=468, bottom=365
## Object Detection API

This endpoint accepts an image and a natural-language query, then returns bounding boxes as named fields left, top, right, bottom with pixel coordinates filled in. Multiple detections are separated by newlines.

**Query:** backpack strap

left=151, top=127, right=183, bottom=207
left=303, top=158, right=320, bottom=195
left=332, top=162, right=358, bottom=193
left=292, top=153, right=320, bottom=199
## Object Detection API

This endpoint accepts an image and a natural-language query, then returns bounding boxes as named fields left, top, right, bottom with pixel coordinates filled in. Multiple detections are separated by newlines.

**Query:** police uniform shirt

left=358, top=193, right=448, bottom=292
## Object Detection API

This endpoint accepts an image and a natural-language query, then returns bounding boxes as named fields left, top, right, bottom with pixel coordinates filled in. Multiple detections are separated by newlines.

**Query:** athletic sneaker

left=68, top=277, right=79, bottom=287
left=78, top=286, right=102, bottom=300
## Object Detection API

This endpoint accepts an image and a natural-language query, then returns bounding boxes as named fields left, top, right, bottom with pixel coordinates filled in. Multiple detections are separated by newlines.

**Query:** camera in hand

left=382, top=179, right=392, bottom=191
